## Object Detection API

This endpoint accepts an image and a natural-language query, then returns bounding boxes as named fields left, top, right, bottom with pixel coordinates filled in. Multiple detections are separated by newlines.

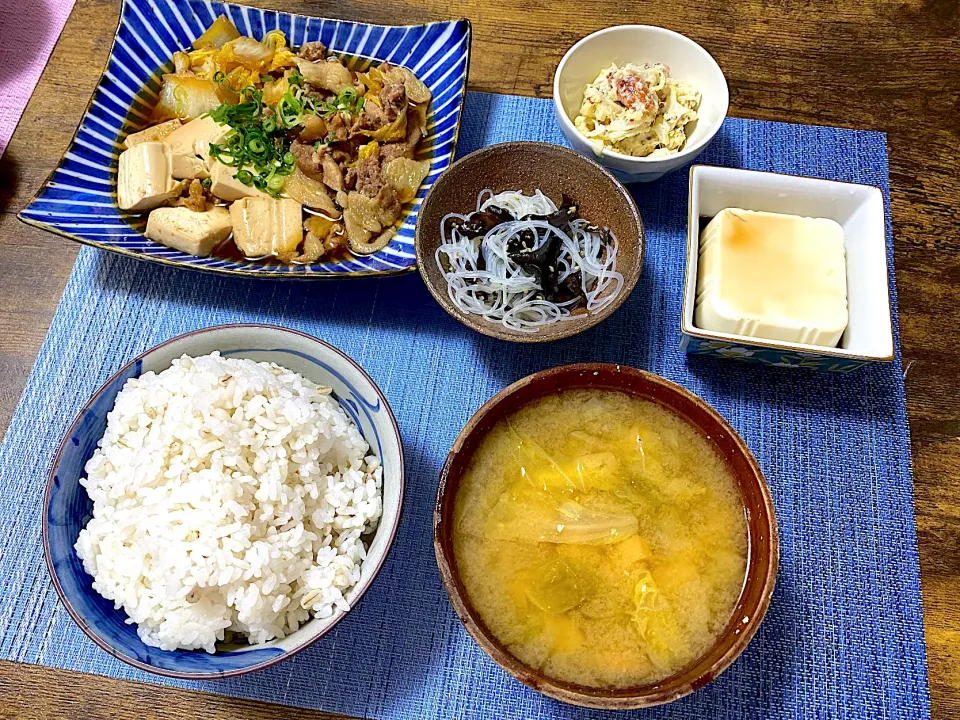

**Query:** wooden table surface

left=1, top=0, right=957, bottom=717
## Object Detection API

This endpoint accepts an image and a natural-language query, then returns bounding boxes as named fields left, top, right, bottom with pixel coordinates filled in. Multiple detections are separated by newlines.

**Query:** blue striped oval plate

left=19, top=0, right=471, bottom=279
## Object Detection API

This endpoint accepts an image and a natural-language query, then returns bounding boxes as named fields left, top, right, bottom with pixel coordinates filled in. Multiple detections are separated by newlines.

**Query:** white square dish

left=681, top=165, right=895, bottom=372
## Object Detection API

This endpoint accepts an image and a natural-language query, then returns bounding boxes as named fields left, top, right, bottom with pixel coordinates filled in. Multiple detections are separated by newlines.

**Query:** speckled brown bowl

left=415, top=142, right=644, bottom=342
left=434, top=364, right=778, bottom=709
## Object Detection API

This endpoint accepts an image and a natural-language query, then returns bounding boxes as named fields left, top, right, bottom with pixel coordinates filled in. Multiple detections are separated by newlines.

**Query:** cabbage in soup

left=452, top=389, right=748, bottom=688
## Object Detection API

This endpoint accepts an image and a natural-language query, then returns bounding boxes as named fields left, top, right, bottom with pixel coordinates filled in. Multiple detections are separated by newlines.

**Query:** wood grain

left=0, top=660, right=343, bottom=720
left=0, top=0, right=957, bottom=717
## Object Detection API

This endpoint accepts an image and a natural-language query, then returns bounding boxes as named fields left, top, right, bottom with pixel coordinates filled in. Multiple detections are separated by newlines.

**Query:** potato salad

left=574, top=63, right=701, bottom=158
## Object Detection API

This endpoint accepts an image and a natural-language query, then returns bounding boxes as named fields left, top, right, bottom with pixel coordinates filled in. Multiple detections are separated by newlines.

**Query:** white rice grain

left=75, top=352, right=383, bottom=653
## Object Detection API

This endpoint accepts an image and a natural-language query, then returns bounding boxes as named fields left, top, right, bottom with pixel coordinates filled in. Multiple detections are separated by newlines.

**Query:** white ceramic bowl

left=553, top=25, right=729, bottom=183
left=681, top=166, right=895, bottom=372
left=44, top=324, right=404, bottom=678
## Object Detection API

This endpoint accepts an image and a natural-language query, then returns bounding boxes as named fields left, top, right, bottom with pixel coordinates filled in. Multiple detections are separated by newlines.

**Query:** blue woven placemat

left=0, top=91, right=930, bottom=719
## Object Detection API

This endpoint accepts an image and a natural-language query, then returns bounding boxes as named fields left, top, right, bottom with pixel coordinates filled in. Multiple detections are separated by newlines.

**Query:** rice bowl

left=44, top=324, right=404, bottom=678
left=76, top=352, right=382, bottom=653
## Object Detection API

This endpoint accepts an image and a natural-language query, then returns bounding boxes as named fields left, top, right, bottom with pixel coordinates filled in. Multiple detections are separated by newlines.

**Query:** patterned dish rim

left=18, top=0, right=472, bottom=279
left=42, top=323, right=405, bottom=679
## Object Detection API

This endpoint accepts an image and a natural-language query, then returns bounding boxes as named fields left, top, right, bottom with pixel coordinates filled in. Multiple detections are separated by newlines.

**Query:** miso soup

left=452, top=389, right=748, bottom=688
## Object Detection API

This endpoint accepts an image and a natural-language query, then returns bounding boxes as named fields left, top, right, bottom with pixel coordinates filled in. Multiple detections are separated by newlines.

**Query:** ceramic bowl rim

left=414, top=140, right=645, bottom=343
left=552, top=24, right=730, bottom=166
left=42, top=323, right=405, bottom=680
left=433, top=363, right=779, bottom=709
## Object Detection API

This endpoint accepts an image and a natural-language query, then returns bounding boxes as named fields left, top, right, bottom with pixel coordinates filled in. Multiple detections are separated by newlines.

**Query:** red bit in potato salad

left=574, top=63, right=700, bottom=158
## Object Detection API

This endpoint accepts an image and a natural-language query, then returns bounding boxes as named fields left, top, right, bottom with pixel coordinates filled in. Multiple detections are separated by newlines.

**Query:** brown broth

left=453, top=389, right=748, bottom=689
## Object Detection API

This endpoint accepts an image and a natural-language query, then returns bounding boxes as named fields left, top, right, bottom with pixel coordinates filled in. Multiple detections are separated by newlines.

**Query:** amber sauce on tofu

left=122, top=52, right=433, bottom=267
left=452, top=389, right=748, bottom=688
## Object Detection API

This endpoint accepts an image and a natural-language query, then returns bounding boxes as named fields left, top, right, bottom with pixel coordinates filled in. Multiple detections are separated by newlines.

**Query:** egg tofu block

left=146, top=206, right=233, bottom=257
left=695, top=208, right=849, bottom=347
left=230, top=197, right=303, bottom=259
left=117, top=142, right=183, bottom=211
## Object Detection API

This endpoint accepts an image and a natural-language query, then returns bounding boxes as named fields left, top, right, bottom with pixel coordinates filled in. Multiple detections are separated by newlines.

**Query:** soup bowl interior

left=433, top=363, right=778, bottom=709
left=44, top=324, right=404, bottom=679
left=415, top=141, right=644, bottom=342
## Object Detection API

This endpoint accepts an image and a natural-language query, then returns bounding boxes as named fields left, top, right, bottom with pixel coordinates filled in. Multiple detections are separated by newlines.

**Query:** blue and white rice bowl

left=19, top=0, right=471, bottom=278
left=43, top=324, right=404, bottom=678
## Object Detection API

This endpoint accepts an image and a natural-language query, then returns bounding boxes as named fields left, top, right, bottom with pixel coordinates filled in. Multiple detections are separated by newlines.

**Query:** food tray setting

left=0, top=3, right=931, bottom=719
left=0, top=90, right=929, bottom=718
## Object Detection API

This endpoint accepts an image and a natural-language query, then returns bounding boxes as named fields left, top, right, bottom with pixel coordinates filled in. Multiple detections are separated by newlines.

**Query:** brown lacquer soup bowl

left=433, top=363, right=778, bottom=708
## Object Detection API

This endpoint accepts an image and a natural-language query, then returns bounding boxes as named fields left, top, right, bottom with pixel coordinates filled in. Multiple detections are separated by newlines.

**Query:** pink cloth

left=0, top=0, right=77, bottom=157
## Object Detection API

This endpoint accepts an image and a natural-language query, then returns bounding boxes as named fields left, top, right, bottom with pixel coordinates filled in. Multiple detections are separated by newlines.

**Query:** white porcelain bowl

left=553, top=25, right=729, bottom=183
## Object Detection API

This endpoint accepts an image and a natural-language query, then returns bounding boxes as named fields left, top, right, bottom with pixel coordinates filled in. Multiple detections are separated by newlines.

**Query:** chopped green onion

left=206, top=83, right=308, bottom=199
left=276, top=90, right=307, bottom=129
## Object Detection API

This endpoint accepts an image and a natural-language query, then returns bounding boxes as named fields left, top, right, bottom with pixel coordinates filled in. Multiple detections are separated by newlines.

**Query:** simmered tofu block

left=230, top=197, right=302, bottom=259
left=209, top=161, right=271, bottom=201
left=145, top=206, right=232, bottom=257
left=164, top=116, right=231, bottom=164
left=117, top=142, right=183, bottom=211
left=123, top=119, right=183, bottom=149
left=170, top=153, right=209, bottom=180
left=163, top=116, right=230, bottom=180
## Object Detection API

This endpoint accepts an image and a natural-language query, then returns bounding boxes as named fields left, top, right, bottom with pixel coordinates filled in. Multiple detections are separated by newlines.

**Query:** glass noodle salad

left=436, top=190, right=624, bottom=333
left=574, top=63, right=701, bottom=158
